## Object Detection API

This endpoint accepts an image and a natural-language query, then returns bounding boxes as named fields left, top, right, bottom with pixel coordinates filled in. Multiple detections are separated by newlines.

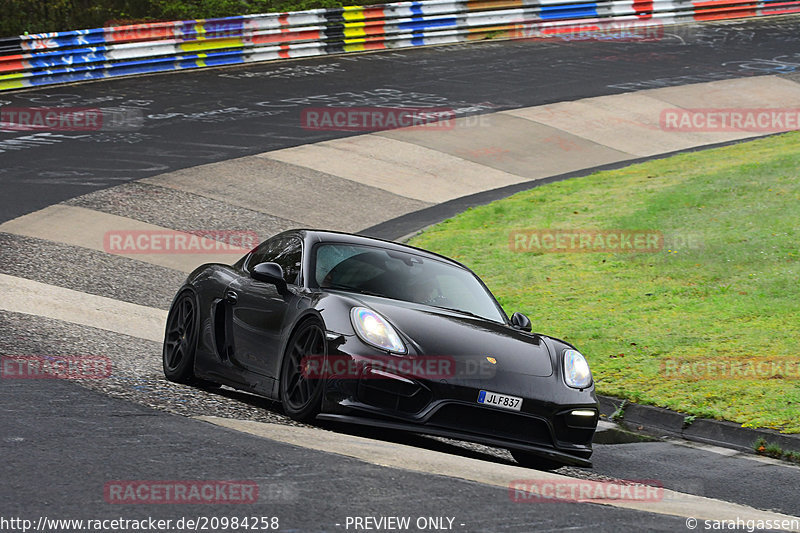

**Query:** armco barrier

left=1, top=0, right=799, bottom=92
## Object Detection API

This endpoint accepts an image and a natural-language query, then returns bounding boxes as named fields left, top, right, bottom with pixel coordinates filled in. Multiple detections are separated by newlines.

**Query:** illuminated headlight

left=563, top=349, right=592, bottom=389
left=350, top=307, right=406, bottom=354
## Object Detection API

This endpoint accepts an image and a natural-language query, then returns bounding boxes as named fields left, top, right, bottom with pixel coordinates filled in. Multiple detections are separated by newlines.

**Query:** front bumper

left=317, top=412, right=593, bottom=467
left=318, top=343, right=598, bottom=467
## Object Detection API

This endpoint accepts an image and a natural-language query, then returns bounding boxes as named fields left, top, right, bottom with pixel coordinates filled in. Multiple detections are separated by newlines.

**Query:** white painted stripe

left=0, top=205, right=243, bottom=273
left=502, top=93, right=745, bottom=157
left=198, top=416, right=800, bottom=529
left=140, top=156, right=429, bottom=232
left=379, top=111, right=632, bottom=179
left=0, top=274, right=166, bottom=343
left=647, top=75, right=800, bottom=109
left=262, top=134, right=527, bottom=203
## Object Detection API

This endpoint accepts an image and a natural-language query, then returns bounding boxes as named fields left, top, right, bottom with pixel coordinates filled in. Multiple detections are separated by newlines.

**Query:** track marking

left=377, top=113, right=633, bottom=180
left=197, top=416, right=800, bottom=529
left=0, top=274, right=166, bottom=342
left=503, top=94, right=707, bottom=157
left=263, top=134, right=527, bottom=203
left=141, top=155, right=432, bottom=232
left=0, top=204, right=239, bottom=273
left=648, top=75, right=800, bottom=110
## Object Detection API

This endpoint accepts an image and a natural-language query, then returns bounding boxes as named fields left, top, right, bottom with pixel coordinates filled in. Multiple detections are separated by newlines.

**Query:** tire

left=163, top=289, right=200, bottom=384
left=510, top=449, right=564, bottom=471
left=279, top=319, right=326, bottom=421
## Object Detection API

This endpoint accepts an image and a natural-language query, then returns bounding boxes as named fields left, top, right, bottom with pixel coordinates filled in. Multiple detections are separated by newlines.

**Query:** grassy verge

left=754, top=437, right=800, bottom=464
left=409, top=131, right=800, bottom=433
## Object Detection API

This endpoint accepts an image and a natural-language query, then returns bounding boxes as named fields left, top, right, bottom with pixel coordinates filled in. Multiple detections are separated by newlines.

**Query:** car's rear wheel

left=510, top=449, right=564, bottom=471
left=280, top=319, right=326, bottom=421
left=163, top=289, right=200, bottom=384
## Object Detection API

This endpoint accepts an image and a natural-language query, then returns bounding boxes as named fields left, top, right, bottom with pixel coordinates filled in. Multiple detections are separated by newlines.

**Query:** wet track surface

left=3, top=15, right=800, bottom=532
left=2, top=18, right=800, bottom=222
left=2, top=378, right=695, bottom=532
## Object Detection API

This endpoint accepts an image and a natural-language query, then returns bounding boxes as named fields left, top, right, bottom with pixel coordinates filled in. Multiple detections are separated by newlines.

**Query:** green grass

left=409, top=131, right=800, bottom=433
left=754, top=437, right=800, bottom=464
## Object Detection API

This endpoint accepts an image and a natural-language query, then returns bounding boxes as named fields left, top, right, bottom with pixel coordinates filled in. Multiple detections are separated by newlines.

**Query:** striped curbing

left=0, top=273, right=167, bottom=343
left=262, top=134, right=529, bottom=202
left=3, top=75, right=798, bottom=277
left=501, top=94, right=748, bottom=156
left=141, top=156, right=433, bottom=231
left=0, top=205, right=247, bottom=273
left=3, top=0, right=800, bottom=91
left=258, top=75, right=800, bottom=198
left=376, top=113, right=633, bottom=180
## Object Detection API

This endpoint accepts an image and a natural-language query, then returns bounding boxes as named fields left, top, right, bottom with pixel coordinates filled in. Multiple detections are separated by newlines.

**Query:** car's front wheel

left=510, top=449, right=564, bottom=471
left=163, top=289, right=200, bottom=383
left=279, top=319, right=326, bottom=421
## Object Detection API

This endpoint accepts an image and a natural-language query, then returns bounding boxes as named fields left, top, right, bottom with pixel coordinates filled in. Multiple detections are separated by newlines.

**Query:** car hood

left=349, top=294, right=553, bottom=377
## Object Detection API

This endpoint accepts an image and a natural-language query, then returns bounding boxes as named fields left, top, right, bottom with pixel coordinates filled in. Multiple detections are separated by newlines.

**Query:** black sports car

left=163, top=229, right=598, bottom=468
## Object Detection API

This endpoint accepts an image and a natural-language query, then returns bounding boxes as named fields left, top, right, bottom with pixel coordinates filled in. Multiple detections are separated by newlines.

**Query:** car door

left=226, top=237, right=303, bottom=378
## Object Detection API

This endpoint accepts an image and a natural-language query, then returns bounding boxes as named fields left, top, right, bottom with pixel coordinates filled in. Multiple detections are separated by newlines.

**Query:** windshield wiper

left=324, top=284, right=387, bottom=298
left=428, top=305, right=490, bottom=321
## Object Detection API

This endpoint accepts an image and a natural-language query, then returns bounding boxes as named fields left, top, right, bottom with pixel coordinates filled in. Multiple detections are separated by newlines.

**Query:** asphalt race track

left=3, top=17, right=800, bottom=224
left=2, top=15, right=800, bottom=533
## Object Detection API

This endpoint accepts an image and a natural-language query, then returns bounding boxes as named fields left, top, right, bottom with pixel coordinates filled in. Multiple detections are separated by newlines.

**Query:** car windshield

left=314, top=243, right=506, bottom=323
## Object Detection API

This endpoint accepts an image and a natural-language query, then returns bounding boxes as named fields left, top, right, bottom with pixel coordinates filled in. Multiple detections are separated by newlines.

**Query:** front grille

left=357, top=377, right=431, bottom=414
left=427, top=403, right=553, bottom=446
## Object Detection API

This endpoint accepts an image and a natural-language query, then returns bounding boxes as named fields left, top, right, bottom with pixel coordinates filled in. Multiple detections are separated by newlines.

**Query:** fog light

left=571, top=409, right=597, bottom=417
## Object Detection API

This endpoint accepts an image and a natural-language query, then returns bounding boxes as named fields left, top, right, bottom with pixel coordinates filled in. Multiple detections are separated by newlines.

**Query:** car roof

left=277, top=229, right=470, bottom=270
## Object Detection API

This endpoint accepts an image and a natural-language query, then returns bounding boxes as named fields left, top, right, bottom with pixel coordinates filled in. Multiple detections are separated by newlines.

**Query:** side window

left=247, top=237, right=303, bottom=285
left=273, top=238, right=302, bottom=285
left=247, top=240, right=276, bottom=271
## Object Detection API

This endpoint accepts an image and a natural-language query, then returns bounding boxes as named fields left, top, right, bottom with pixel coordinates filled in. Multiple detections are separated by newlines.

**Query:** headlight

left=563, top=349, right=592, bottom=389
left=350, top=307, right=406, bottom=354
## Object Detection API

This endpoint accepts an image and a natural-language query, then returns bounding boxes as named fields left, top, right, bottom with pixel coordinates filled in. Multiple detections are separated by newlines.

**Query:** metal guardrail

left=1, top=0, right=799, bottom=91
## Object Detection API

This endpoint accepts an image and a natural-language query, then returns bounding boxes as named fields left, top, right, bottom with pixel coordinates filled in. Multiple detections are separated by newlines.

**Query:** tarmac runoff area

left=2, top=74, right=800, bottom=300
left=2, top=73, right=800, bottom=525
left=195, top=416, right=800, bottom=529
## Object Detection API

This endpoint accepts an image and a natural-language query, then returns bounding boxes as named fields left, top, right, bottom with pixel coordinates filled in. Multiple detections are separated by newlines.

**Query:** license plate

left=477, top=390, right=522, bottom=411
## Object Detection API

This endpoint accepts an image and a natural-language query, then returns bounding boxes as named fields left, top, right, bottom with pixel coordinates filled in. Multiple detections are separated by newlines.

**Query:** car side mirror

left=511, top=312, right=532, bottom=332
left=251, top=262, right=288, bottom=294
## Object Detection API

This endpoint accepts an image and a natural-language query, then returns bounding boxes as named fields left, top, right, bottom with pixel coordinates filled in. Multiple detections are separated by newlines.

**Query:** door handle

left=224, top=290, right=238, bottom=304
